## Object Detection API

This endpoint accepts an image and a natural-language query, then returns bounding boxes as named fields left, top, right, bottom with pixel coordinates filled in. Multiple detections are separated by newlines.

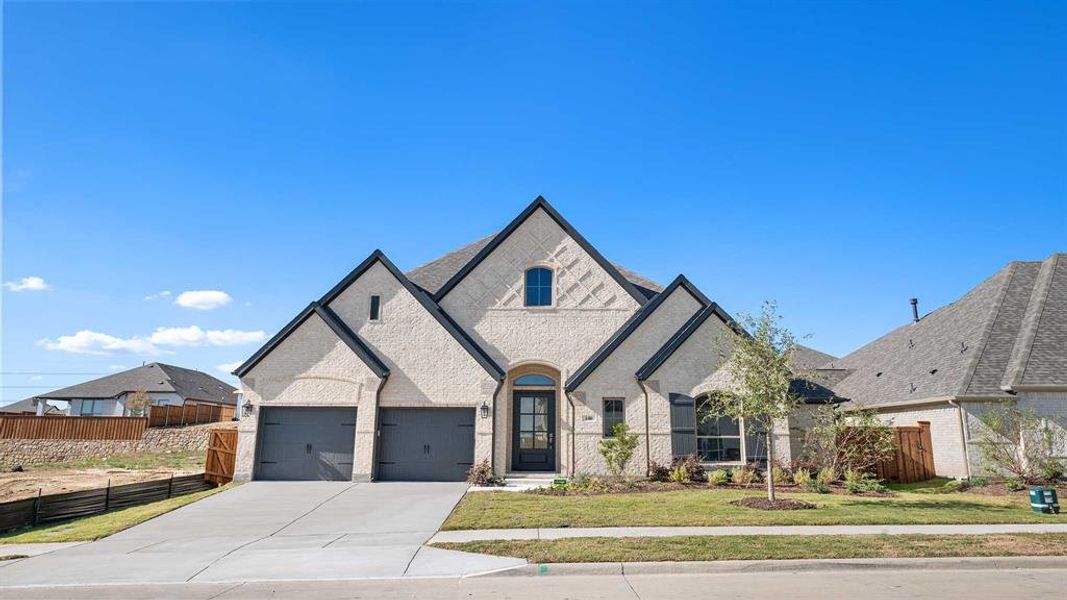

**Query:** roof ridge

left=1003, top=252, right=1060, bottom=389
left=957, top=261, right=1018, bottom=396
left=431, top=196, right=649, bottom=305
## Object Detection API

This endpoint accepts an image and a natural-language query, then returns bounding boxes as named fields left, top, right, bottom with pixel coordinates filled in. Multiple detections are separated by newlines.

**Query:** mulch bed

left=730, top=497, right=817, bottom=510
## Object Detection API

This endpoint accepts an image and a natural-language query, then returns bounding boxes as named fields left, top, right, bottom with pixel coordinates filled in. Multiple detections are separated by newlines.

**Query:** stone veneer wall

left=0, top=422, right=235, bottom=469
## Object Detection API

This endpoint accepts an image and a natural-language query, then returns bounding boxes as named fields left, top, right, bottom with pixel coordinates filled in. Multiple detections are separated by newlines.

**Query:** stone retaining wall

left=0, top=422, right=237, bottom=469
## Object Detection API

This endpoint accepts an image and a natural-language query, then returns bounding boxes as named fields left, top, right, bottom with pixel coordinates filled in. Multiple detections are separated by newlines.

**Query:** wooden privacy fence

left=205, top=429, right=238, bottom=484
left=0, top=474, right=215, bottom=532
left=0, top=415, right=147, bottom=440
left=875, top=421, right=936, bottom=484
left=149, top=403, right=235, bottom=427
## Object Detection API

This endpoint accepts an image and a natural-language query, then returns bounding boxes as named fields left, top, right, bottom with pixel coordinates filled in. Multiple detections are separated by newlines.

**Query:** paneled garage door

left=377, top=408, right=475, bottom=481
left=255, top=407, right=357, bottom=481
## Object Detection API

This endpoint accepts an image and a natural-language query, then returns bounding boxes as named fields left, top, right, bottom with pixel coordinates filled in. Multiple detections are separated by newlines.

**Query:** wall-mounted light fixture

left=242, top=398, right=256, bottom=418
left=480, top=399, right=490, bottom=419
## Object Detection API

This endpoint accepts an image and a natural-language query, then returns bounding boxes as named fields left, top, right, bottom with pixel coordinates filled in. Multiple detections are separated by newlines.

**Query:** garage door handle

left=306, top=443, right=312, bottom=455
left=424, top=444, right=430, bottom=454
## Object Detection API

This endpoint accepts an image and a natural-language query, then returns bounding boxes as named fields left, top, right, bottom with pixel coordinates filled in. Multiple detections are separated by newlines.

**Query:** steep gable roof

left=233, top=302, right=390, bottom=378
left=635, top=301, right=744, bottom=381
left=38, top=363, right=237, bottom=404
left=832, top=253, right=1067, bottom=408
left=566, top=275, right=709, bottom=392
left=430, top=196, right=651, bottom=305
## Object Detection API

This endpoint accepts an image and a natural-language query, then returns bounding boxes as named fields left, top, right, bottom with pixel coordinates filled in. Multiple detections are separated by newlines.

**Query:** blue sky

left=2, top=1, right=1064, bottom=406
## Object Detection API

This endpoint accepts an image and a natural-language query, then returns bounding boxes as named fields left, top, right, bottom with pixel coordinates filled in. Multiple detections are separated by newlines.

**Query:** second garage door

left=377, top=408, right=475, bottom=481
left=255, top=407, right=357, bottom=481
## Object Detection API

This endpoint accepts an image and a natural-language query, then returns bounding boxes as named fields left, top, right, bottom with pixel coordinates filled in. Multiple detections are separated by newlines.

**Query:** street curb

left=477, top=556, right=1067, bottom=577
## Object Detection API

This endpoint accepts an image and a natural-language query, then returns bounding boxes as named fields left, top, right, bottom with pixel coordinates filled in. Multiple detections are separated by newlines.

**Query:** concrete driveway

left=0, top=482, right=524, bottom=586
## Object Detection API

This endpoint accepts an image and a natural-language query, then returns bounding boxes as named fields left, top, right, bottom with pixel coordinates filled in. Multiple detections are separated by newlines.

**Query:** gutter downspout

left=490, top=378, right=504, bottom=475
left=948, top=398, right=972, bottom=480
left=564, top=391, right=577, bottom=476
left=637, top=378, right=652, bottom=476
left=370, top=373, right=390, bottom=482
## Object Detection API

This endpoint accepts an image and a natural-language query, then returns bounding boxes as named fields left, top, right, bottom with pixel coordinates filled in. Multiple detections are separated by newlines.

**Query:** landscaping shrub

left=648, top=461, right=671, bottom=482
left=974, top=405, right=1067, bottom=484
left=792, top=468, right=812, bottom=487
left=843, top=469, right=865, bottom=486
left=802, top=406, right=896, bottom=475
left=730, top=466, right=756, bottom=487
left=599, top=423, right=640, bottom=478
left=968, top=476, right=988, bottom=487
left=772, top=465, right=789, bottom=486
left=807, top=479, right=831, bottom=494
left=1005, top=479, right=1026, bottom=492
left=671, top=455, right=706, bottom=482
left=845, top=477, right=890, bottom=495
left=466, top=458, right=502, bottom=486
left=941, top=479, right=971, bottom=493
left=708, top=469, right=729, bottom=486
left=816, top=467, right=837, bottom=486
left=669, top=466, right=690, bottom=483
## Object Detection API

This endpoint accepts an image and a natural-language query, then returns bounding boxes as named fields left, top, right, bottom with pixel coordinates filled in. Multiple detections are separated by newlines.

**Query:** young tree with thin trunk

left=714, top=300, right=801, bottom=502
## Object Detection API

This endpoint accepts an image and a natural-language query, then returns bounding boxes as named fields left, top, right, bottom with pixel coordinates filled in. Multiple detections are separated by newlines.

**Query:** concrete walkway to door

left=0, top=482, right=525, bottom=587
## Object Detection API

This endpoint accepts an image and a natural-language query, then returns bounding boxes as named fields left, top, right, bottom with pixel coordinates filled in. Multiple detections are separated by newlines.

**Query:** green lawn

left=443, top=488, right=1064, bottom=530
left=0, top=484, right=233, bottom=544
left=34, top=450, right=206, bottom=472
left=435, top=533, right=1067, bottom=563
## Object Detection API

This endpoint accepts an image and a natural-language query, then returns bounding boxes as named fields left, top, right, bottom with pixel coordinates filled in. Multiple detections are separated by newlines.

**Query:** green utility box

left=1029, top=487, right=1060, bottom=514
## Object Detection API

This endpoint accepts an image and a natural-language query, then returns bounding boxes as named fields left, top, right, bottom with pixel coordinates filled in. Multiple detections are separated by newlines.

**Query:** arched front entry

left=507, top=363, right=561, bottom=472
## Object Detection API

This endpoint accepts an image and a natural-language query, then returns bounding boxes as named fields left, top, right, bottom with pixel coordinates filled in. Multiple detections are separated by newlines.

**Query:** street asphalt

left=0, top=481, right=524, bottom=587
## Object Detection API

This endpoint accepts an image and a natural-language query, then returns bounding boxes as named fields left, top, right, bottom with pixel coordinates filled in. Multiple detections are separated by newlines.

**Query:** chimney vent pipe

left=910, top=298, right=920, bottom=323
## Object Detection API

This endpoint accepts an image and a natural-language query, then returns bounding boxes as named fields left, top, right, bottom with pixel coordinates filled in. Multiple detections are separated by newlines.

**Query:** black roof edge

left=432, top=195, right=649, bottom=306
left=635, top=298, right=745, bottom=381
left=313, top=304, right=390, bottom=378
left=565, top=274, right=709, bottom=392
left=233, top=302, right=317, bottom=377
left=318, top=249, right=505, bottom=381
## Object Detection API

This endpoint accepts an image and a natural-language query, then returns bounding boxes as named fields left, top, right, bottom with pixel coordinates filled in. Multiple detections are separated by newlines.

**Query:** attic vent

left=929, top=369, right=938, bottom=375
left=960, top=341, right=968, bottom=353
left=909, top=383, right=917, bottom=393
left=908, top=339, right=915, bottom=349
left=875, top=372, right=883, bottom=378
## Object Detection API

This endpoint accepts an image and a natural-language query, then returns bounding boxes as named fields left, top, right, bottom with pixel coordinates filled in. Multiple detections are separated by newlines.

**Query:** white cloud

left=29, top=375, right=43, bottom=381
left=4, top=276, right=50, bottom=292
left=174, top=290, right=232, bottom=310
left=108, top=364, right=128, bottom=371
left=39, top=325, right=266, bottom=356
left=206, top=329, right=265, bottom=346
left=217, top=361, right=243, bottom=374
left=145, top=290, right=172, bottom=301
left=37, top=330, right=162, bottom=356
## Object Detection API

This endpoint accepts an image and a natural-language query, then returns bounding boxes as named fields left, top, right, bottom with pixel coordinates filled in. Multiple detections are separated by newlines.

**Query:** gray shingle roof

left=0, top=398, right=65, bottom=415
left=405, top=232, right=663, bottom=297
left=36, top=363, right=237, bottom=405
left=832, top=253, right=1067, bottom=408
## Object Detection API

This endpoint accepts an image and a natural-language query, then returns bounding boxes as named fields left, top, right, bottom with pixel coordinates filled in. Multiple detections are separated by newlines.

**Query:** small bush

left=599, top=423, right=640, bottom=478
left=968, top=476, right=988, bottom=487
left=845, top=477, right=890, bottom=495
left=708, top=469, right=729, bottom=486
left=671, top=455, right=706, bottom=482
left=669, top=466, right=690, bottom=483
left=843, top=469, right=865, bottom=486
left=792, top=468, right=812, bottom=487
left=1005, top=479, right=1026, bottom=492
left=772, top=465, right=789, bottom=485
left=466, top=458, right=502, bottom=486
left=816, top=467, right=837, bottom=486
left=807, top=479, right=831, bottom=494
left=1040, top=460, right=1064, bottom=482
left=570, top=472, right=593, bottom=488
left=731, top=466, right=756, bottom=487
left=648, top=461, right=671, bottom=482
left=941, top=479, right=970, bottom=493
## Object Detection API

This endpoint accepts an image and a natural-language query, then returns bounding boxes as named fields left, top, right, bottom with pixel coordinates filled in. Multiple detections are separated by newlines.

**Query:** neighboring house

left=0, top=397, right=66, bottom=416
left=827, top=253, right=1067, bottom=479
left=233, top=196, right=840, bottom=482
left=36, top=363, right=238, bottom=417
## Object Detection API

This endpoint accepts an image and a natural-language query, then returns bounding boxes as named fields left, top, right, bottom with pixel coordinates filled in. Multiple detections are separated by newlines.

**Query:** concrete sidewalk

left=430, top=522, right=1067, bottom=543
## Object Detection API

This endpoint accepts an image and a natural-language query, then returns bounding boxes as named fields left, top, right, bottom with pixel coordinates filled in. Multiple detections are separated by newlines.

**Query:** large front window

left=695, top=393, right=767, bottom=463
left=79, top=399, right=106, bottom=416
left=524, top=267, right=553, bottom=307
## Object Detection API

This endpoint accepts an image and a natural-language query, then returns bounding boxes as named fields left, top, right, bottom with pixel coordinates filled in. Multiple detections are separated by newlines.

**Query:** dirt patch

left=0, top=466, right=201, bottom=502
left=730, top=497, right=817, bottom=510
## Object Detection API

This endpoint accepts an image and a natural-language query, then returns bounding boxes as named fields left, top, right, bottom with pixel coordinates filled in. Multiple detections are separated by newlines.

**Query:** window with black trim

left=524, top=267, right=553, bottom=307
left=369, top=295, right=381, bottom=321
left=603, top=398, right=625, bottom=436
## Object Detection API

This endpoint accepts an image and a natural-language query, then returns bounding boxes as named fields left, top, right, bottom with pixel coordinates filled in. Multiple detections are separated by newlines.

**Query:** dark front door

left=255, top=407, right=357, bottom=481
left=511, top=391, right=556, bottom=471
left=377, top=408, right=475, bottom=481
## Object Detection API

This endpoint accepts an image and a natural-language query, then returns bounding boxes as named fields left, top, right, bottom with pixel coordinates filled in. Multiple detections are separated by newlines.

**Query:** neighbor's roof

left=831, top=253, right=1067, bottom=408
left=36, top=363, right=237, bottom=404
left=0, top=398, right=65, bottom=415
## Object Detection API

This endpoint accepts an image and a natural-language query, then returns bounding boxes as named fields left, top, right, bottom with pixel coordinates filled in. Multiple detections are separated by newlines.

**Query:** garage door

left=377, top=408, right=475, bottom=481
left=255, top=407, right=357, bottom=481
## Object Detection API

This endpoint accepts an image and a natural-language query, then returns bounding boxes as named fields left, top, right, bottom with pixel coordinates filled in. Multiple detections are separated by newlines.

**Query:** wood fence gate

left=876, top=421, right=935, bottom=484
left=205, top=429, right=238, bottom=484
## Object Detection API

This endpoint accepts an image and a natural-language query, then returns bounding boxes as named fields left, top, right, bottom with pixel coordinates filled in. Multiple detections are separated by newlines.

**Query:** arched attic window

left=524, top=267, right=553, bottom=307
left=514, top=374, right=555, bottom=386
